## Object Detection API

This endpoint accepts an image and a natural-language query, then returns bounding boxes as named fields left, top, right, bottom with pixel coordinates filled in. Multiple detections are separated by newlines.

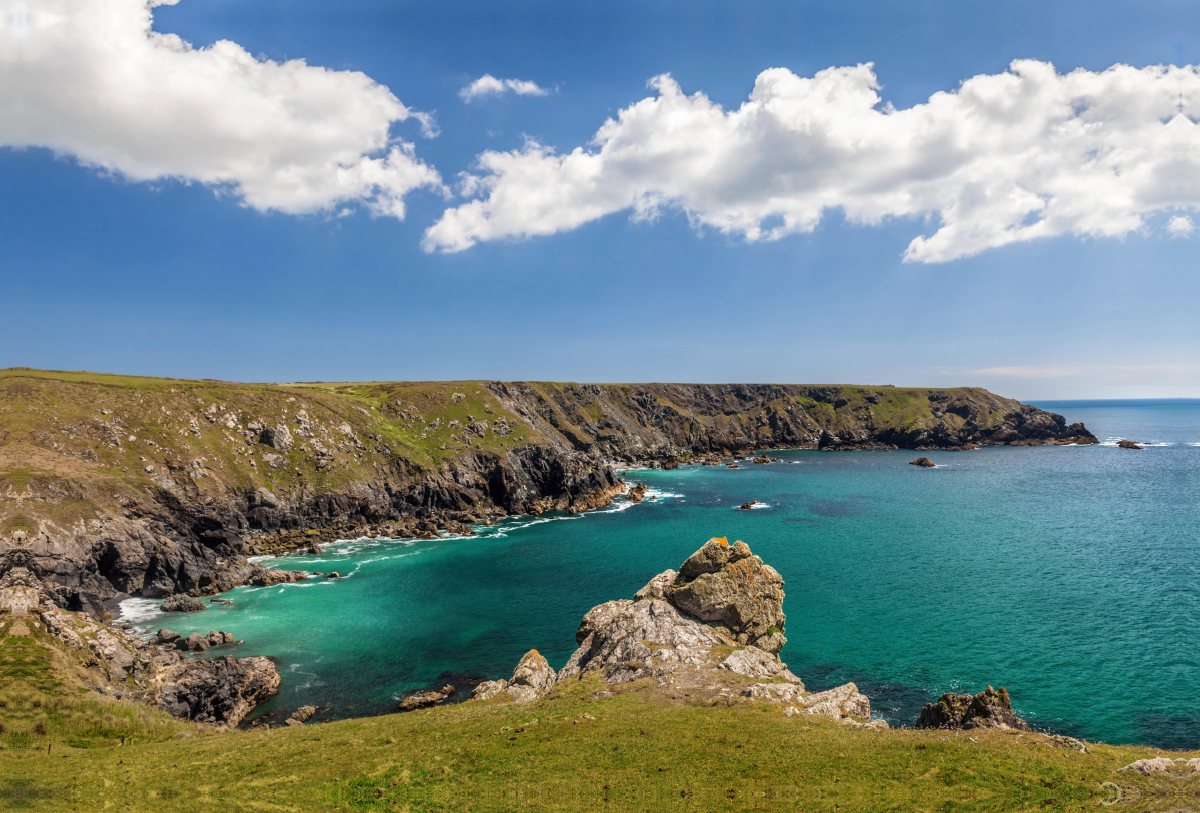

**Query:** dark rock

left=206, top=630, right=234, bottom=647
left=176, top=633, right=211, bottom=652
left=627, top=483, right=647, bottom=503
left=739, top=501, right=761, bottom=510
left=909, top=457, right=936, bottom=467
left=161, top=595, right=205, bottom=613
left=915, top=686, right=1031, bottom=731
left=154, top=629, right=181, bottom=645
left=248, top=566, right=309, bottom=587
left=1117, top=440, right=1142, bottom=450
left=156, top=655, right=281, bottom=727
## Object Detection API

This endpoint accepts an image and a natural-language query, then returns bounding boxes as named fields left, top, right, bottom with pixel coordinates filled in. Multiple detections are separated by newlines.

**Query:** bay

left=121, top=399, right=1200, bottom=747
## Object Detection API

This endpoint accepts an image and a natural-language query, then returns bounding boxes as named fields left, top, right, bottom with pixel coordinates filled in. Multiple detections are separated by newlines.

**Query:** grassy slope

left=0, top=668, right=1186, bottom=812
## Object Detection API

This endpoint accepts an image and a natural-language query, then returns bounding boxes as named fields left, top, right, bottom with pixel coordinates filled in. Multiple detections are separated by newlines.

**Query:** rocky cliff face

left=0, top=370, right=1096, bottom=612
left=473, top=537, right=880, bottom=727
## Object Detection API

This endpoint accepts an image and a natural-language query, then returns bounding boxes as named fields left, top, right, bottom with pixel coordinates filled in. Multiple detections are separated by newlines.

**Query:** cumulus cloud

left=1166, top=215, right=1196, bottom=237
left=1, top=0, right=443, bottom=219
left=459, top=74, right=550, bottom=102
left=425, top=60, right=1200, bottom=259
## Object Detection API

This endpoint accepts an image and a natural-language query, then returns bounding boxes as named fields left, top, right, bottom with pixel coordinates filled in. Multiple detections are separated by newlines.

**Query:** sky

left=3, top=0, right=1200, bottom=398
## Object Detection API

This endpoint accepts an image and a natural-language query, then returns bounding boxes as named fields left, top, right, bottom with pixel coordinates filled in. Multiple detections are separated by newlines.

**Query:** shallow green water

left=122, top=400, right=1200, bottom=747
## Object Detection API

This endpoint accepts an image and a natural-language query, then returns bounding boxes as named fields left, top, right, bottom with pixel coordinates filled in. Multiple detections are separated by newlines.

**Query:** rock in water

left=287, top=705, right=318, bottom=724
left=915, top=686, right=1031, bottom=731
left=160, top=594, right=205, bottom=612
left=248, top=566, right=309, bottom=587
left=668, top=538, right=787, bottom=654
left=627, top=483, right=648, bottom=503
left=1117, top=439, right=1143, bottom=450
left=155, top=656, right=280, bottom=728
left=909, top=457, right=936, bottom=467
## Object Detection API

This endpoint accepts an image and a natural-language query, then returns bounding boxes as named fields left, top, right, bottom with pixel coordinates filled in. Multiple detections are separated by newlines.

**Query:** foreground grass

left=0, top=673, right=1188, bottom=812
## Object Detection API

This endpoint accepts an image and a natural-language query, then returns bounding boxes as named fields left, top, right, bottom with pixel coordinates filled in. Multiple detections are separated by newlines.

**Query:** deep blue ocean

left=121, top=400, right=1200, bottom=747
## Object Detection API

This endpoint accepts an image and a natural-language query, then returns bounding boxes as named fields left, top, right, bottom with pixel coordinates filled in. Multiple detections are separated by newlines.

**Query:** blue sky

left=3, top=0, right=1199, bottom=397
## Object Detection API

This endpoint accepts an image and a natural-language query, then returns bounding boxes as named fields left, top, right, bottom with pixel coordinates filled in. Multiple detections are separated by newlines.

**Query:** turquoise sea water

left=121, top=400, right=1200, bottom=747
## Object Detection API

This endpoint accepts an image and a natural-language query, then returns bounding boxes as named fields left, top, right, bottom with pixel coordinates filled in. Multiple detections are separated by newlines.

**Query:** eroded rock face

left=915, top=686, right=1031, bottom=731
left=155, top=655, right=281, bottom=727
left=667, top=538, right=787, bottom=654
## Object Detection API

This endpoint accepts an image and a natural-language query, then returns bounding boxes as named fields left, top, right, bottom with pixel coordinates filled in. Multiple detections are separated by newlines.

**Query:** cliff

left=0, top=369, right=1096, bottom=612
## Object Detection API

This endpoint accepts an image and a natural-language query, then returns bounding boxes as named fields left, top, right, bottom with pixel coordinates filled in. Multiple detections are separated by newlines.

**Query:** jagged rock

left=155, top=655, right=280, bottom=727
left=718, top=647, right=799, bottom=681
left=288, top=705, right=318, bottom=724
left=633, top=570, right=676, bottom=601
left=668, top=538, right=787, bottom=654
left=154, top=629, right=181, bottom=645
left=800, top=683, right=871, bottom=721
left=262, top=424, right=293, bottom=451
left=471, top=679, right=509, bottom=700
left=161, top=595, right=205, bottom=613
left=909, top=457, right=936, bottom=467
left=627, top=483, right=648, bottom=503
left=915, top=686, right=1031, bottom=731
left=1120, top=758, right=1176, bottom=776
left=90, top=629, right=135, bottom=680
left=506, top=650, right=556, bottom=704
left=176, top=633, right=211, bottom=652
left=1117, top=440, right=1142, bottom=450
left=739, top=501, right=761, bottom=510
left=249, top=567, right=309, bottom=587
left=206, top=631, right=234, bottom=646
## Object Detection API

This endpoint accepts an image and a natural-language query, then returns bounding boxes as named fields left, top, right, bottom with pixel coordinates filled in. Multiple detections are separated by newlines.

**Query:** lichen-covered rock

left=718, top=647, right=799, bottom=681
left=161, top=594, right=205, bottom=613
left=915, top=686, right=1031, bottom=731
left=155, top=655, right=280, bottom=727
left=667, top=538, right=787, bottom=654
left=507, top=650, right=556, bottom=703
left=288, top=705, right=318, bottom=724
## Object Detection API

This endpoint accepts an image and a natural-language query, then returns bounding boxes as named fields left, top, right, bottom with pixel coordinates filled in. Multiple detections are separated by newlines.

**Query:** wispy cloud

left=459, top=75, right=550, bottom=102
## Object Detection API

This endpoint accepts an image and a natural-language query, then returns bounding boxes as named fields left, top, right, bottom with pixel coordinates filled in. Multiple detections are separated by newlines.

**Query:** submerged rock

left=915, top=686, right=1031, bottom=731
left=161, top=595, right=205, bottom=613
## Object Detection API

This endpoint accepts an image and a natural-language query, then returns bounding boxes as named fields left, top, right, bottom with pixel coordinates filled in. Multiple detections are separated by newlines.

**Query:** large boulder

left=155, top=655, right=280, bottom=727
left=915, top=686, right=1031, bottom=731
left=667, top=538, right=787, bottom=654
left=249, top=567, right=309, bottom=587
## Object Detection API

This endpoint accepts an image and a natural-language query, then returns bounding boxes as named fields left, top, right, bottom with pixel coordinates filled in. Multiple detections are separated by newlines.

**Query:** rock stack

left=472, top=537, right=876, bottom=725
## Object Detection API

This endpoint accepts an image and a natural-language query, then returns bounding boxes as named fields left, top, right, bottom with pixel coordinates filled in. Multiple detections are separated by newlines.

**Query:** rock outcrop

left=161, top=595, right=206, bottom=612
left=474, top=537, right=874, bottom=725
left=1117, top=440, right=1142, bottom=450
left=915, top=686, right=1031, bottom=731
left=909, top=457, right=935, bottom=467
left=154, top=655, right=281, bottom=727
left=248, top=566, right=309, bottom=587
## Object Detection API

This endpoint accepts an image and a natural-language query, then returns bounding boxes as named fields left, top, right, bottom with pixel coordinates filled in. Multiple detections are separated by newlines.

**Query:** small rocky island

left=464, top=537, right=880, bottom=725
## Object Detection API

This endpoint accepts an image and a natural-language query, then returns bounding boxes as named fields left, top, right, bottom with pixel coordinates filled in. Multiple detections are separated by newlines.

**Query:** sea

left=117, top=399, right=1200, bottom=747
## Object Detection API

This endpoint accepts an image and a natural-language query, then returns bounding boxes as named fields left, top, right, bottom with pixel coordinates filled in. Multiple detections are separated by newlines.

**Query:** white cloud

left=459, top=74, right=550, bottom=102
left=425, top=61, right=1200, bottom=259
left=0, top=0, right=444, bottom=219
left=1166, top=214, right=1196, bottom=237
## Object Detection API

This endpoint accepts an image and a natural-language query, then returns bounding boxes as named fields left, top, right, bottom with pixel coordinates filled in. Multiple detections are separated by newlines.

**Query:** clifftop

left=0, top=369, right=1096, bottom=612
